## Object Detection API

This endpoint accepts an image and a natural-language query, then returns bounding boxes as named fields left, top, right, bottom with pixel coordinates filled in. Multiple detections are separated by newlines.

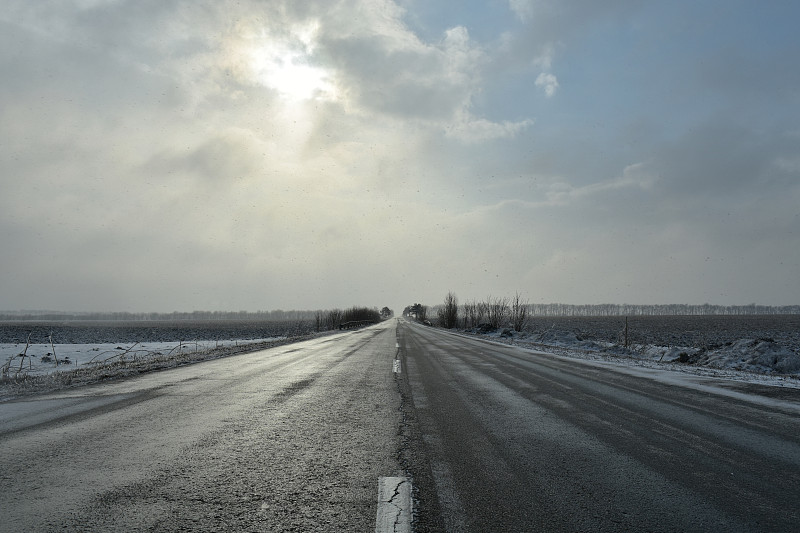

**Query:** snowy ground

left=0, top=337, right=285, bottom=377
left=0, top=332, right=337, bottom=401
left=3, top=316, right=800, bottom=400
left=0, top=319, right=327, bottom=398
left=465, top=327, right=800, bottom=391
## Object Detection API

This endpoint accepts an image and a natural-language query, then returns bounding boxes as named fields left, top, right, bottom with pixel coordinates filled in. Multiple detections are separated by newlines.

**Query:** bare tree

left=326, top=309, right=343, bottom=330
left=438, top=292, right=459, bottom=329
left=476, top=299, right=488, bottom=324
left=486, top=296, right=509, bottom=329
left=511, top=292, right=529, bottom=332
left=462, top=300, right=478, bottom=328
left=469, top=300, right=479, bottom=328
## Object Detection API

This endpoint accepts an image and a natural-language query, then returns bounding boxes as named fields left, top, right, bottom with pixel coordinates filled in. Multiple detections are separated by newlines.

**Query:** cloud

left=319, top=21, right=483, bottom=123
left=535, top=72, right=559, bottom=97
left=537, top=162, right=656, bottom=206
left=773, top=156, right=800, bottom=173
left=508, top=0, right=535, bottom=23
left=649, top=116, right=798, bottom=202
left=494, top=0, right=647, bottom=83
left=303, top=11, right=535, bottom=141
left=531, top=42, right=555, bottom=69
left=1, top=0, right=798, bottom=311
left=445, top=114, right=534, bottom=143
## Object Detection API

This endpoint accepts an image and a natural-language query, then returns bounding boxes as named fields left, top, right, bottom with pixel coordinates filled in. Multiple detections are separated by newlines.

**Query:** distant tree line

left=420, top=294, right=799, bottom=332
left=5, top=302, right=795, bottom=325
left=524, top=303, right=800, bottom=316
left=430, top=293, right=529, bottom=331
left=402, top=303, right=428, bottom=322
left=0, top=310, right=319, bottom=321
left=313, top=306, right=383, bottom=331
left=0, top=307, right=392, bottom=326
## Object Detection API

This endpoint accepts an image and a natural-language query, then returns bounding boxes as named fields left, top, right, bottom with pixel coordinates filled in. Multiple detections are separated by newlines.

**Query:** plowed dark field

left=0, top=320, right=314, bottom=344
left=525, top=314, right=800, bottom=349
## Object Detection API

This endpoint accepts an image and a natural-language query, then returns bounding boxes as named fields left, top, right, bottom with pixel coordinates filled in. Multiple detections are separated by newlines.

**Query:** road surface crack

left=386, top=479, right=408, bottom=532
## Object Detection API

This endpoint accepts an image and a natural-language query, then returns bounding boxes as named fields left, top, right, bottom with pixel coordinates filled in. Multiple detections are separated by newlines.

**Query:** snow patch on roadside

left=691, top=339, right=800, bottom=374
left=0, top=333, right=336, bottom=401
left=463, top=327, right=800, bottom=389
left=0, top=338, right=284, bottom=377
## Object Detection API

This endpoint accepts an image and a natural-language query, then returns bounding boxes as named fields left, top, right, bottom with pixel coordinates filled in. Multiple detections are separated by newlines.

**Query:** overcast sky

left=1, top=0, right=798, bottom=313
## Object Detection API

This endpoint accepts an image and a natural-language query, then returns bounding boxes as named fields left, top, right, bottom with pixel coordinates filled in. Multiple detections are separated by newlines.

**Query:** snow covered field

left=0, top=320, right=333, bottom=400
left=2, top=316, right=799, bottom=400
left=0, top=337, right=285, bottom=376
left=464, top=316, right=800, bottom=392
left=0, top=335, right=319, bottom=401
left=471, top=314, right=800, bottom=373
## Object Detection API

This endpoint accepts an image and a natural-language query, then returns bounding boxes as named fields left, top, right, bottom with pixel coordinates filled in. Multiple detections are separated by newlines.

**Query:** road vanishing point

left=1, top=318, right=799, bottom=531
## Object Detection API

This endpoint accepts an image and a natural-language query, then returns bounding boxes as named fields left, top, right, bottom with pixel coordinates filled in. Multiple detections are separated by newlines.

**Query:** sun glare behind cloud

left=252, top=49, right=333, bottom=100
left=247, top=23, right=336, bottom=102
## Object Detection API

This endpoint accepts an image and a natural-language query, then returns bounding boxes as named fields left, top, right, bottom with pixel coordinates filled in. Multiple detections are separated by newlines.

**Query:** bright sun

left=257, top=53, right=332, bottom=100
left=248, top=23, right=335, bottom=102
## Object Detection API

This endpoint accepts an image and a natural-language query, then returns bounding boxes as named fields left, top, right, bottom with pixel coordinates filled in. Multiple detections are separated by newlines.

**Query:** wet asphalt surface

left=0, top=323, right=401, bottom=532
left=398, top=320, right=800, bottom=532
left=4, top=318, right=800, bottom=532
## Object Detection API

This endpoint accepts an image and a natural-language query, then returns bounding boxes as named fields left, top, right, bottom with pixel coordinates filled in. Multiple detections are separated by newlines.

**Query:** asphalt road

left=4, top=318, right=800, bottom=532
left=0, top=324, right=401, bottom=532
left=397, top=319, right=800, bottom=532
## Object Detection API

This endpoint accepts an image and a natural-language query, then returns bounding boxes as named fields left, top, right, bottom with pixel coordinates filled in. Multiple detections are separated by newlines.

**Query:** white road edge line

left=375, top=476, right=412, bottom=533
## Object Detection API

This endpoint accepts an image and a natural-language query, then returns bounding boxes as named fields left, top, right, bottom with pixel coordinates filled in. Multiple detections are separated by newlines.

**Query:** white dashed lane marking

left=375, top=476, right=412, bottom=533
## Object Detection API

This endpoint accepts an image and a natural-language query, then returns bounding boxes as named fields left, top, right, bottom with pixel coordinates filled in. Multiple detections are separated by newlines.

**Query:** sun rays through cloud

left=244, top=21, right=337, bottom=102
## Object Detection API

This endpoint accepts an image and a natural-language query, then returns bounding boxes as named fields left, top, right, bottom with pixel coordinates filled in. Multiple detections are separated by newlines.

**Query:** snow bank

left=0, top=338, right=284, bottom=378
left=0, top=332, right=335, bottom=401
left=468, top=327, right=800, bottom=377
left=690, top=339, right=800, bottom=374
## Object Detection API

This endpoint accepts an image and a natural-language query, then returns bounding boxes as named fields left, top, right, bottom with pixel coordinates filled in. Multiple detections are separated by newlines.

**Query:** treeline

left=525, top=303, right=800, bottom=316
left=424, top=293, right=530, bottom=331
left=419, top=293, right=800, bottom=332
left=0, top=307, right=390, bottom=324
left=0, top=310, right=321, bottom=321
left=313, top=306, right=383, bottom=330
